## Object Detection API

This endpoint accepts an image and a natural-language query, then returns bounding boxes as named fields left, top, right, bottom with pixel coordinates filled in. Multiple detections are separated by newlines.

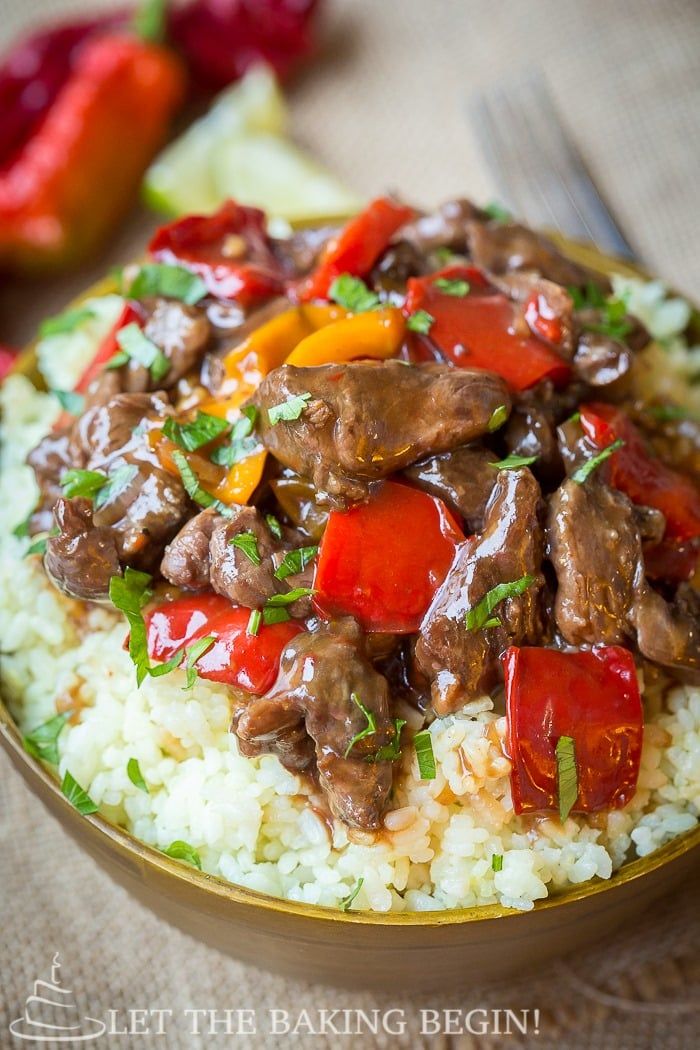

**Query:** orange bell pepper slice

left=285, top=308, right=405, bottom=366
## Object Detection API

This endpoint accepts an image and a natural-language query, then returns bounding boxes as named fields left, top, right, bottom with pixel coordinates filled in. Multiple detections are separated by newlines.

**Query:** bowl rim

left=2, top=233, right=699, bottom=927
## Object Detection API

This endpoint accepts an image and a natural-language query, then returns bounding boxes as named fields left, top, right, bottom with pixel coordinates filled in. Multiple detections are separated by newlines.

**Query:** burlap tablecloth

left=1, top=1, right=699, bottom=1046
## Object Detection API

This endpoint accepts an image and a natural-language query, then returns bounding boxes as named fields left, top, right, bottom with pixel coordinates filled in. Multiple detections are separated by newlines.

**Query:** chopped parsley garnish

left=108, top=567, right=153, bottom=686
left=39, top=306, right=95, bottom=338
left=274, top=545, right=318, bottom=581
left=489, top=453, right=538, bottom=470
left=414, top=729, right=436, bottom=780
left=127, top=757, right=149, bottom=794
left=148, top=635, right=215, bottom=689
left=210, top=407, right=259, bottom=466
left=329, top=274, right=380, bottom=313
left=51, top=389, right=85, bottom=415
left=163, top=411, right=230, bottom=452
left=434, top=277, right=470, bottom=297
left=491, top=854, right=504, bottom=872
left=556, top=735, right=578, bottom=822
left=406, top=309, right=434, bottom=335
left=566, top=410, right=581, bottom=424
left=108, top=323, right=170, bottom=382
left=172, top=450, right=232, bottom=516
left=247, top=609, right=262, bottom=636
left=94, top=464, right=138, bottom=510
left=344, top=693, right=377, bottom=758
left=484, top=201, right=512, bottom=223
left=60, top=468, right=108, bottom=500
left=23, top=712, right=70, bottom=766
left=487, top=404, right=509, bottom=432
left=262, top=606, right=291, bottom=626
left=368, top=717, right=407, bottom=763
left=162, top=840, right=202, bottom=870
left=230, top=531, right=261, bottom=565
left=24, top=531, right=57, bottom=558
left=569, top=282, right=632, bottom=341
left=465, top=575, right=535, bottom=632
left=340, top=877, right=364, bottom=912
left=571, top=439, right=625, bottom=485
left=434, top=247, right=457, bottom=264
left=266, top=514, right=283, bottom=539
left=61, top=771, right=99, bottom=815
left=647, top=404, right=695, bottom=422
left=268, top=392, right=312, bottom=426
left=265, top=587, right=314, bottom=608
left=12, top=512, right=33, bottom=538
left=127, top=263, right=207, bottom=305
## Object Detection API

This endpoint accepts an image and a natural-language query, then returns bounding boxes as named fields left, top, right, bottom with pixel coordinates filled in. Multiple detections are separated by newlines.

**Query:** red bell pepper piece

left=0, top=343, right=19, bottom=381
left=146, top=593, right=303, bottom=694
left=74, top=303, right=143, bottom=394
left=644, top=538, right=699, bottom=585
left=0, top=32, right=185, bottom=274
left=149, top=200, right=286, bottom=305
left=298, top=197, right=415, bottom=302
left=313, top=480, right=464, bottom=633
left=403, top=266, right=572, bottom=392
left=504, top=645, right=643, bottom=816
left=580, top=403, right=700, bottom=541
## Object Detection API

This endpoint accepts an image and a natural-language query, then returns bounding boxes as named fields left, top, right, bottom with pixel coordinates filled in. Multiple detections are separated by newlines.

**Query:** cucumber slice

left=143, top=66, right=287, bottom=216
left=211, top=131, right=364, bottom=224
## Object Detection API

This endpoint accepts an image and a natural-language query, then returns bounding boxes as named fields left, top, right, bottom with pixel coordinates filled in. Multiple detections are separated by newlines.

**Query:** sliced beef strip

left=272, top=227, right=337, bottom=277
left=161, top=506, right=313, bottom=616
left=252, top=361, right=511, bottom=506
left=547, top=478, right=700, bottom=676
left=504, top=404, right=563, bottom=485
left=467, top=218, right=607, bottom=290
left=235, top=619, right=395, bottom=829
left=44, top=498, right=121, bottom=602
left=573, top=330, right=632, bottom=389
left=399, top=198, right=488, bottom=255
left=26, top=427, right=83, bottom=533
left=416, top=468, right=547, bottom=714
left=402, top=445, right=497, bottom=532
left=200, top=296, right=292, bottom=398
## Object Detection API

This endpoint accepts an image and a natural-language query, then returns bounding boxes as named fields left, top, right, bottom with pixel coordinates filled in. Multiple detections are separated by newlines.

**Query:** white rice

left=1, top=280, right=699, bottom=913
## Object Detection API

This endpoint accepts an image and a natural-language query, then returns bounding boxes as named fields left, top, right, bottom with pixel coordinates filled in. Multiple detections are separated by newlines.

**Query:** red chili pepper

left=0, top=31, right=185, bottom=274
left=146, top=593, right=303, bottom=694
left=0, top=343, right=19, bottom=381
left=313, top=480, right=464, bottom=633
left=580, top=403, right=700, bottom=541
left=74, top=303, right=143, bottom=394
left=298, top=197, right=415, bottom=302
left=403, top=266, right=571, bottom=392
left=504, top=645, right=643, bottom=816
left=169, top=0, right=321, bottom=93
left=149, top=200, right=286, bottom=305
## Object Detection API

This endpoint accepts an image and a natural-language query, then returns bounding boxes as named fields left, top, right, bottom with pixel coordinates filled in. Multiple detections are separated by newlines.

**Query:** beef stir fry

left=26, top=197, right=700, bottom=831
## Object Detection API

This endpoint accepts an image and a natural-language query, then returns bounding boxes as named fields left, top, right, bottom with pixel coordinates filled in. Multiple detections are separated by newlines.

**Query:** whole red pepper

left=298, top=197, right=415, bottom=302
left=149, top=200, right=287, bottom=304
left=404, top=265, right=572, bottom=392
left=504, top=645, right=643, bottom=817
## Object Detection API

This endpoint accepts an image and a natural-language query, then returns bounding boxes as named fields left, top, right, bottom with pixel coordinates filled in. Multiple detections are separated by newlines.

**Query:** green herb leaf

left=127, top=757, right=149, bottom=793
left=489, top=453, right=538, bottom=470
left=434, top=247, right=457, bottom=264
left=344, top=693, right=378, bottom=758
left=210, top=406, right=259, bottom=467
left=491, top=853, right=504, bottom=872
left=51, top=389, right=85, bottom=415
left=484, top=201, right=512, bottom=223
left=566, top=410, right=581, bottom=424
left=262, top=606, right=291, bottom=626
left=148, top=647, right=187, bottom=679
left=109, top=567, right=153, bottom=686
left=329, top=274, right=380, bottom=313
left=268, top=392, right=312, bottom=426
left=368, top=717, right=407, bottom=762
left=39, top=307, right=95, bottom=339
left=274, top=545, right=318, bottom=581
left=23, top=712, right=70, bottom=765
left=647, top=404, right=695, bottom=423
left=265, top=587, right=314, bottom=608
left=182, top=635, right=215, bottom=689
left=61, top=771, right=98, bottom=815
left=266, top=513, right=282, bottom=539
left=172, top=449, right=234, bottom=516
left=93, top=464, right=138, bottom=510
left=571, top=438, right=625, bottom=485
left=556, top=735, right=578, bottom=822
left=414, top=729, right=436, bottom=780
left=162, top=840, right=202, bottom=870
left=340, top=877, right=364, bottom=912
left=230, top=531, right=262, bottom=565
left=24, top=534, right=51, bottom=557
left=488, top=404, right=509, bottom=432
left=127, top=263, right=207, bottom=305
left=163, top=411, right=230, bottom=452
left=247, top=609, right=262, bottom=636
left=406, top=309, right=434, bottom=334
left=570, top=282, right=632, bottom=341
left=434, top=277, right=470, bottom=297
left=133, top=0, right=167, bottom=42
left=60, top=468, right=107, bottom=500
left=12, top=513, right=33, bottom=538
left=465, top=575, right=535, bottom=632
left=112, top=323, right=170, bottom=382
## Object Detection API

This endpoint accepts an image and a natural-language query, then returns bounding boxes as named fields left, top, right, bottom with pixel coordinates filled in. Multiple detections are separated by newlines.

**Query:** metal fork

left=470, top=71, right=638, bottom=261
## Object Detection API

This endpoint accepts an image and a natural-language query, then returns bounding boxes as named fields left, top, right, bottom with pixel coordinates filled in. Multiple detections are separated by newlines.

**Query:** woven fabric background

left=1, top=1, right=700, bottom=1046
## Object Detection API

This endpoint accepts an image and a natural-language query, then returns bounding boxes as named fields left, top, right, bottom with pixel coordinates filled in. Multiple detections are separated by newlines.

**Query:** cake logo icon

left=9, top=953, right=106, bottom=1043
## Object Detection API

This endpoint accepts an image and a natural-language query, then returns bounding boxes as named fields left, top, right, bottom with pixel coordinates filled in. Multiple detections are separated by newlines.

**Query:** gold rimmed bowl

left=2, top=235, right=699, bottom=992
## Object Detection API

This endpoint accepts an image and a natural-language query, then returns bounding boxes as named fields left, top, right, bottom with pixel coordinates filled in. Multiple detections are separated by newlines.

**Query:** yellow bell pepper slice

left=285, top=308, right=405, bottom=366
